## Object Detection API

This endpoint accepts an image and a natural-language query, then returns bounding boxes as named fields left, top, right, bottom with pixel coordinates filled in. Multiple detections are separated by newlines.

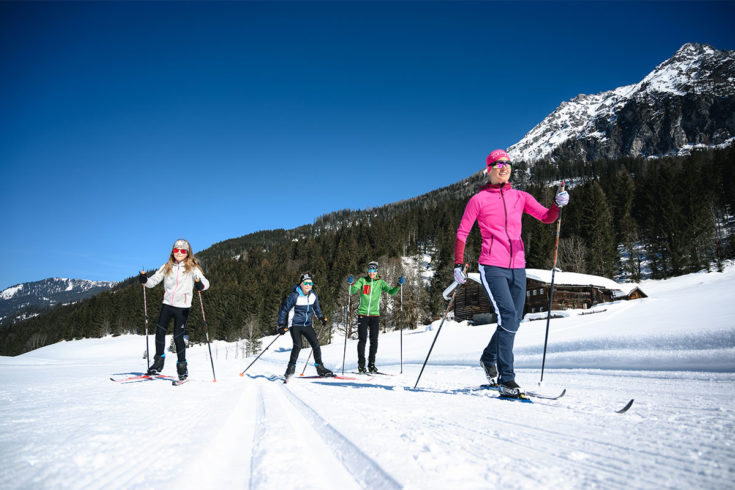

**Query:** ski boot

left=315, top=363, right=335, bottom=377
left=498, top=380, right=524, bottom=398
left=176, top=360, right=188, bottom=381
left=284, top=363, right=296, bottom=380
left=146, top=354, right=165, bottom=375
left=481, top=361, right=498, bottom=386
left=357, top=364, right=368, bottom=374
left=368, top=363, right=378, bottom=374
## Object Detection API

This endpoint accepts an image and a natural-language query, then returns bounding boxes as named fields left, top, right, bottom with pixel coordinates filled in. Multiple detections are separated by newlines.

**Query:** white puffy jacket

left=145, top=262, right=210, bottom=308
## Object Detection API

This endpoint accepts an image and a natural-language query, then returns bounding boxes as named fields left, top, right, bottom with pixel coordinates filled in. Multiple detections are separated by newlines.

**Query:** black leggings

left=155, top=304, right=190, bottom=362
left=288, top=325, right=323, bottom=366
left=357, top=315, right=380, bottom=365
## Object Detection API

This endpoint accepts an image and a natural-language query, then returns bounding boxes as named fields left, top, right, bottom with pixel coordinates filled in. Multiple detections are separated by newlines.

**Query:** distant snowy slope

left=508, top=43, right=735, bottom=162
left=0, top=278, right=117, bottom=323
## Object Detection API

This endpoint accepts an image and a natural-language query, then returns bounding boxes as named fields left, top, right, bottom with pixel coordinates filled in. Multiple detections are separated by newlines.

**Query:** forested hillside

left=2, top=147, right=733, bottom=356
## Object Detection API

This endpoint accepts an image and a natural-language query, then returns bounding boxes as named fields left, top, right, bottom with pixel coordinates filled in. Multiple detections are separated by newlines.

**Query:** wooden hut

left=445, top=269, right=646, bottom=323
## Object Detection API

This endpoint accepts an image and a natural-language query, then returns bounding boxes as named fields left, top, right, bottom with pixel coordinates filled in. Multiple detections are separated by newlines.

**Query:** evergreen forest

left=2, top=147, right=734, bottom=356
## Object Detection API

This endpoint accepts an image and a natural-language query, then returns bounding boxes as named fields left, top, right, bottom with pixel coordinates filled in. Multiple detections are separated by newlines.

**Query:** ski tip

left=617, top=399, right=635, bottom=414
left=559, top=388, right=567, bottom=398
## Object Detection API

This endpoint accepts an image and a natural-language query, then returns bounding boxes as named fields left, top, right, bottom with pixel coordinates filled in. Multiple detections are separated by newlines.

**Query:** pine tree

left=580, top=181, right=618, bottom=278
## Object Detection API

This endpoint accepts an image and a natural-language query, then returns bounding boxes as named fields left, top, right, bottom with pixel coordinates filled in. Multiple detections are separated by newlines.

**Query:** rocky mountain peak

left=508, top=43, right=735, bottom=163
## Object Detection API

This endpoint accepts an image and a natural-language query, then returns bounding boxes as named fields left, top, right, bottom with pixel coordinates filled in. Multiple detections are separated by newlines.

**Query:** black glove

left=276, top=325, right=288, bottom=336
left=194, top=279, right=204, bottom=291
left=321, top=317, right=328, bottom=327
left=138, top=272, right=147, bottom=284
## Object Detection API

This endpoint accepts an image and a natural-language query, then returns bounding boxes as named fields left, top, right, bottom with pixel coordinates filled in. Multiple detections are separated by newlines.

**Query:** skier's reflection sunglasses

left=302, top=281, right=313, bottom=286
left=172, top=248, right=188, bottom=255
left=368, top=269, right=377, bottom=273
left=489, top=161, right=512, bottom=169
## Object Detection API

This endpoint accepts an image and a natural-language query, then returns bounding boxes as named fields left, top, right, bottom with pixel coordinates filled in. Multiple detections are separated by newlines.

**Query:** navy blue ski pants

left=478, top=265, right=526, bottom=383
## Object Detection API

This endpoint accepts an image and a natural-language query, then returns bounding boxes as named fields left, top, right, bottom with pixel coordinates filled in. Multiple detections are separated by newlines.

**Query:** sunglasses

left=302, top=281, right=313, bottom=286
left=489, top=161, right=512, bottom=169
left=368, top=269, right=377, bottom=273
left=172, top=248, right=188, bottom=255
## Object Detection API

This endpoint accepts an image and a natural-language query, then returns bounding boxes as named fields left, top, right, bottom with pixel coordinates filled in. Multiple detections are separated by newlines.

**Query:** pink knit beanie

left=486, top=149, right=510, bottom=169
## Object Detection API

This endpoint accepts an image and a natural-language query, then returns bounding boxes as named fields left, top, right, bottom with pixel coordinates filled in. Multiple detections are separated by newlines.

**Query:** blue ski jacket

left=278, top=285, right=324, bottom=328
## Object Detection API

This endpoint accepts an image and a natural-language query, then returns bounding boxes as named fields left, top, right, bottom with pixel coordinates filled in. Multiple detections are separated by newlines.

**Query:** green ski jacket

left=349, top=275, right=400, bottom=316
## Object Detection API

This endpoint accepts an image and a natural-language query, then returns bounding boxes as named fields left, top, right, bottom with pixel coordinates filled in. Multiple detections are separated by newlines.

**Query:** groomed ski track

left=173, top=370, right=398, bottom=490
left=1, top=354, right=734, bottom=489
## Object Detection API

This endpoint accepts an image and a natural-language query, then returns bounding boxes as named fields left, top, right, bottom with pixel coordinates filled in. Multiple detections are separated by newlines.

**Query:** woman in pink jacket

left=454, top=149, right=569, bottom=398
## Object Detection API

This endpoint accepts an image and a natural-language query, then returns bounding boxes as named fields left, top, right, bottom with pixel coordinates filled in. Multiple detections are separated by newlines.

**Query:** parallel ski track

left=435, top=404, right=695, bottom=488
left=281, top=382, right=402, bottom=490
left=248, top=385, right=268, bottom=490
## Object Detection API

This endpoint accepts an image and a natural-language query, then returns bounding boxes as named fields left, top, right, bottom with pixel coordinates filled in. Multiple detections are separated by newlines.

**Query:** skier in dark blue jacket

left=277, top=273, right=334, bottom=380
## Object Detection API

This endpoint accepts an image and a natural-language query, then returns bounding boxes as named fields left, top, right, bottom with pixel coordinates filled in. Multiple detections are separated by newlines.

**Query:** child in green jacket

left=348, top=261, right=403, bottom=373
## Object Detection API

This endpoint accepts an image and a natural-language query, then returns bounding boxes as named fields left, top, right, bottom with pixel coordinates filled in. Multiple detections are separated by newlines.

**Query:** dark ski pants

left=478, top=265, right=526, bottom=384
left=155, top=304, right=190, bottom=362
left=288, top=325, right=323, bottom=366
left=357, top=315, right=380, bottom=366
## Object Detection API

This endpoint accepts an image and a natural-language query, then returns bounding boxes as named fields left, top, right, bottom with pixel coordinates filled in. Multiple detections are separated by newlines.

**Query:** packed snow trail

left=1, top=346, right=734, bottom=489
left=1, top=267, right=735, bottom=489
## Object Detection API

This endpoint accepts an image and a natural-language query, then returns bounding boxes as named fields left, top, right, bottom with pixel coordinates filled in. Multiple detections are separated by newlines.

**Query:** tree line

left=2, top=147, right=733, bottom=355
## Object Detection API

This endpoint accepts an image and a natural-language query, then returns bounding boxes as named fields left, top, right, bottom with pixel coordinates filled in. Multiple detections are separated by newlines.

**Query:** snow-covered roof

left=525, top=269, right=635, bottom=293
left=443, top=269, right=640, bottom=300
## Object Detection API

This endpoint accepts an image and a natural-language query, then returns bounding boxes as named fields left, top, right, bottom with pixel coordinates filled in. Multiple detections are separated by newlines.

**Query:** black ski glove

left=276, top=325, right=288, bottom=336
left=194, top=279, right=204, bottom=291
left=138, top=272, right=147, bottom=284
left=321, top=317, right=328, bottom=327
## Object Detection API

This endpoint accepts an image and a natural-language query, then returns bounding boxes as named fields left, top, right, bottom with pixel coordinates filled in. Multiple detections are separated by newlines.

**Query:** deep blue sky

left=1, top=1, right=733, bottom=290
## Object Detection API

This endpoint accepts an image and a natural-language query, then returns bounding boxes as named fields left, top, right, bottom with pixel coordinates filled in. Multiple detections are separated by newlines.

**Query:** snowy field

left=1, top=267, right=734, bottom=489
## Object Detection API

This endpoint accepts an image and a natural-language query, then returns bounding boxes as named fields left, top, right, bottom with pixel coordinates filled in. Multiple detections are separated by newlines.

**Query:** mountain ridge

left=508, top=43, right=735, bottom=162
left=0, top=278, right=117, bottom=324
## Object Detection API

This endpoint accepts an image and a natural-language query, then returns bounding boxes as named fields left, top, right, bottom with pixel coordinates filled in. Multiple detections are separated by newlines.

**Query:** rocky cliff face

left=508, top=43, right=735, bottom=163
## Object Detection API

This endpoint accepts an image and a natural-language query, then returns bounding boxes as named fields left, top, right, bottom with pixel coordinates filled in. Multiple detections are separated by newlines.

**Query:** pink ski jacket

left=455, top=183, right=559, bottom=269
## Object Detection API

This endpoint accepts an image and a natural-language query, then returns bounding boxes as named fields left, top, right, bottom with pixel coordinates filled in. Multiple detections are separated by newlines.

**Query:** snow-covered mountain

left=0, top=278, right=117, bottom=323
left=508, top=43, right=735, bottom=162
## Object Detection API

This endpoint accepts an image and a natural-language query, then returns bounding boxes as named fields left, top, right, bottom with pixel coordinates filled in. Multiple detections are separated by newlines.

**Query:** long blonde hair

left=162, top=239, right=202, bottom=276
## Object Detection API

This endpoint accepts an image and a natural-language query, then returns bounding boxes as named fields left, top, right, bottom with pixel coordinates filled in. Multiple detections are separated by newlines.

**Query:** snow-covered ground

left=1, top=267, right=734, bottom=489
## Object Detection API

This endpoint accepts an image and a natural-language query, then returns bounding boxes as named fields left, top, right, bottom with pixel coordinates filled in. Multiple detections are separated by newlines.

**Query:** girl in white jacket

left=139, top=239, right=210, bottom=380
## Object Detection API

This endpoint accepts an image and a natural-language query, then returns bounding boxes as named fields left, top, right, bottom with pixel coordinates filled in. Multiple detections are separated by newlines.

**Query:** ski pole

left=197, top=289, right=217, bottom=382
left=240, top=334, right=281, bottom=376
left=400, top=284, right=403, bottom=374
left=540, top=182, right=565, bottom=385
left=142, top=278, right=150, bottom=371
left=414, top=265, right=467, bottom=389
left=341, top=279, right=352, bottom=375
